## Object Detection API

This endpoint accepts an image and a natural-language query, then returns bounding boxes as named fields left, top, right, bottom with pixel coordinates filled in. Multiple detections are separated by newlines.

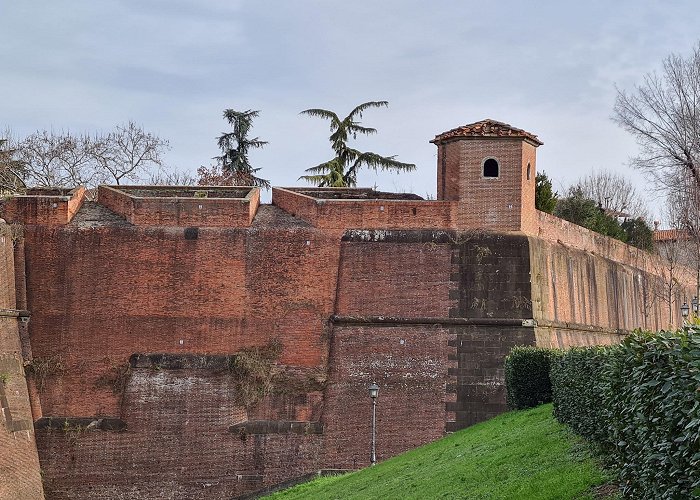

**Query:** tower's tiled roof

left=431, top=119, right=543, bottom=146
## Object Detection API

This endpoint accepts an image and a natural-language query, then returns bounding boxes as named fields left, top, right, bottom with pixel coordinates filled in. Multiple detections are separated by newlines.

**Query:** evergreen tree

left=535, top=171, right=557, bottom=213
left=555, top=188, right=627, bottom=241
left=621, top=217, right=654, bottom=251
left=214, top=109, right=269, bottom=188
left=300, top=101, right=415, bottom=187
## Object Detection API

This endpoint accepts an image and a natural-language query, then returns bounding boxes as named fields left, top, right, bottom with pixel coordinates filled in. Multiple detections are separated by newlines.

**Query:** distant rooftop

left=431, top=119, right=543, bottom=146
left=653, top=229, right=691, bottom=242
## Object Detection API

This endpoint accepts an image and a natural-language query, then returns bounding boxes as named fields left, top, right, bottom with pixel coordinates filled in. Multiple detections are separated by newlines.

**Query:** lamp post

left=692, top=296, right=698, bottom=317
left=681, top=302, right=690, bottom=321
left=368, top=382, right=379, bottom=466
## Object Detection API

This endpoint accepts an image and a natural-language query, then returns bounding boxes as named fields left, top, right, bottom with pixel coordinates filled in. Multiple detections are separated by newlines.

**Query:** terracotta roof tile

left=431, top=119, right=543, bottom=146
left=653, top=229, right=691, bottom=242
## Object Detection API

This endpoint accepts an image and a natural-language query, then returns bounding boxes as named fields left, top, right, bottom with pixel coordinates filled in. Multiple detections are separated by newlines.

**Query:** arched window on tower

left=483, top=158, right=499, bottom=178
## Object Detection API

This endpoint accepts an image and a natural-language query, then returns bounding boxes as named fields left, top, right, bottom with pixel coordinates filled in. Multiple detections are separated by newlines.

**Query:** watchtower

left=431, top=119, right=543, bottom=232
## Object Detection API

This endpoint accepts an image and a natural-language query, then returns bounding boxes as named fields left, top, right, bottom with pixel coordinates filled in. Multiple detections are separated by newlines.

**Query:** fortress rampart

left=0, top=223, right=44, bottom=500
left=0, top=119, right=693, bottom=499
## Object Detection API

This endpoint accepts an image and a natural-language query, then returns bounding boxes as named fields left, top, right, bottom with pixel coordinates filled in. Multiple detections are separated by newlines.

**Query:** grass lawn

left=266, top=404, right=615, bottom=500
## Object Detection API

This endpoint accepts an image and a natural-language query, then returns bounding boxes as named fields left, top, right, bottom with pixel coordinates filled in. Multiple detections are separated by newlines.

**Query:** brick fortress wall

left=321, top=230, right=535, bottom=470
left=528, top=211, right=694, bottom=347
left=21, top=200, right=339, bottom=499
left=9, top=190, right=696, bottom=499
left=4, top=119, right=696, bottom=499
left=0, top=221, right=45, bottom=500
left=14, top=188, right=544, bottom=498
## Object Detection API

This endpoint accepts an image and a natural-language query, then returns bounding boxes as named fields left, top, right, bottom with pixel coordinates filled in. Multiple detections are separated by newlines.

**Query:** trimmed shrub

left=604, top=329, right=700, bottom=499
left=550, top=346, right=614, bottom=445
left=505, top=346, right=558, bottom=410
left=551, top=330, right=700, bottom=499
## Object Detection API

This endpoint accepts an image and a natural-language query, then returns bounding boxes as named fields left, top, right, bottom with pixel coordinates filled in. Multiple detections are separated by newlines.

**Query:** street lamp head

left=692, top=296, right=698, bottom=314
left=681, top=302, right=690, bottom=318
left=368, top=382, right=379, bottom=400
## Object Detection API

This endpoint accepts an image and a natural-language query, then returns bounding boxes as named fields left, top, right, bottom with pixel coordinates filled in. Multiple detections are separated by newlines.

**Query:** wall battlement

left=272, top=187, right=457, bottom=230
left=97, top=185, right=260, bottom=227
left=2, top=186, right=86, bottom=225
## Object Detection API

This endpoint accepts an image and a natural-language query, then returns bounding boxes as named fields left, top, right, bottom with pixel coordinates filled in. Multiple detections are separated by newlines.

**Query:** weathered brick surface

left=321, top=324, right=455, bottom=469
left=272, top=187, right=457, bottom=230
left=37, top=365, right=323, bottom=500
left=0, top=224, right=44, bottom=500
left=447, top=325, right=535, bottom=430
left=336, top=239, right=454, bottom=317
left=448, top=232, right=532, bottom=319
left=6, top=122, right=697, bottom=499
left=1, top=187, right=86, bottom=226
left=520, top=143, right=538, bottom=233
left=24, top=207, right=339, bottom=418
left=436, top=138, right=534, bottom=231
left=98, top=186, right=260, bottom=227
left=529, top=213, right=694, bottom=342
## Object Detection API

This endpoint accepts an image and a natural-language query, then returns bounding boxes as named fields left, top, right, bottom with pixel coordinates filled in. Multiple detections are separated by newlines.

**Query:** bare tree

left=655, top=240, right=684, bottom=326
left=147, top=168, right=197, bottom=186
left=92, top=121, right=170, bottom=185
left=615, top=43, right=700, bottom=315
left=664, top=182, right=700, bottom=302
left=196, top=164, right=265, bottom=186
left=16, top=130, right=96, bottom=188
left=0, top=134, right=26, bottom=194
left=11, top=123, right=170, bottom=189
left=613, top=43, right=700, bottom=193
left=656, top=199, right=700, bottom=325
left=573, top=170, right=648, bottom=219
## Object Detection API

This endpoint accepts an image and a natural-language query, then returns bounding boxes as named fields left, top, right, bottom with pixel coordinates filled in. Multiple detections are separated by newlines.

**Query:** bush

left=551, top=330, right=700, bottom=499
left=554, top=188, right=627, bottom=242
left=504, top=346, right=558, bottom=410
left=550, top=346, right=614, bottom=445
left=605, top=329, right=700, bottom=499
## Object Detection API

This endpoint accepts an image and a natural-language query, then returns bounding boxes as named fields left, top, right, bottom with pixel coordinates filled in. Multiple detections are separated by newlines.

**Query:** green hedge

left=504, top=346, right=558, bottom=410
left=549, top=330, right=700, bottom=499
left=605, top=330, right=700, bottom=499
left=549, top=346, right=613, bottom=445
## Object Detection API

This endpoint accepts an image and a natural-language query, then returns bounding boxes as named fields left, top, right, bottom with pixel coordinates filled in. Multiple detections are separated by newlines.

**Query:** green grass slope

left=267, top=404, right=613, bottom=500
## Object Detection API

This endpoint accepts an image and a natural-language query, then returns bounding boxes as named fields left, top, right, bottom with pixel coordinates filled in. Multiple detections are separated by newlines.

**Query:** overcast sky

left=1, top=1, right=699, bottom=214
